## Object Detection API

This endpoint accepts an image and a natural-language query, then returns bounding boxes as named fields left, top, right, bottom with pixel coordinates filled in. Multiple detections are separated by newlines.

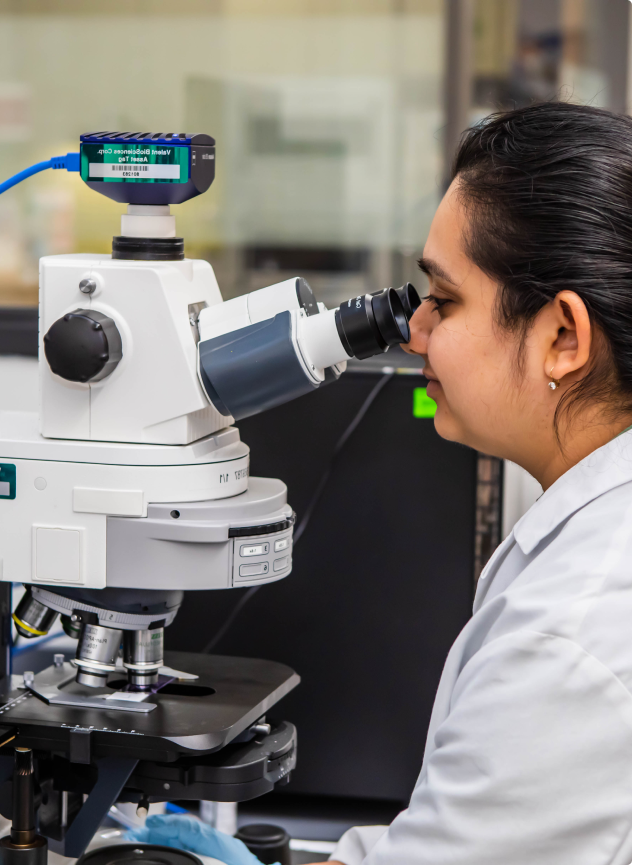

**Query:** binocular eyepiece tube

left=197, top=279, right=421, bottom=422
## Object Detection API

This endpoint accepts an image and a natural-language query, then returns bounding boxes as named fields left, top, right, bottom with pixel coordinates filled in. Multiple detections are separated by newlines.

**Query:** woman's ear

left=542, top=290, right=591, bottom=384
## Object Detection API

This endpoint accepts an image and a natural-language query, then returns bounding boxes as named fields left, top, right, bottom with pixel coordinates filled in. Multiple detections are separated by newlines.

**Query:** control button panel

left=273, top=556, right=289, bottom=572
left=239, top=562, right=269, bottom=578
left=232, top=530, right=293, bottom=585
left=240, top=543, right=269, bottom=557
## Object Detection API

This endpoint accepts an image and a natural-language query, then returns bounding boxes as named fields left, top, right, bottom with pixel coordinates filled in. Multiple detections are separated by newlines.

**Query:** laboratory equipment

left=0, top=132, right=420, bottom=857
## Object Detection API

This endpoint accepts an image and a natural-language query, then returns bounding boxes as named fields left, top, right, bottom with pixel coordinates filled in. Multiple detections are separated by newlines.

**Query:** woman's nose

left=402, top=303, right=430, bottom=356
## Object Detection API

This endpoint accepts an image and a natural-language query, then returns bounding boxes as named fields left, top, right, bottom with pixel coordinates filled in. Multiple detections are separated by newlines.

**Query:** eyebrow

left=417, top=256, right=458, bottom=287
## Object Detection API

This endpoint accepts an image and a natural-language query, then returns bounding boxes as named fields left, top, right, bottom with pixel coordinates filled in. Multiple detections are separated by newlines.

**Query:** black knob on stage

left=235, top=824, right=292, bottom=865
left=43, top=308, right=122, bottom=383
left=0, top=748, right=47, bottom=865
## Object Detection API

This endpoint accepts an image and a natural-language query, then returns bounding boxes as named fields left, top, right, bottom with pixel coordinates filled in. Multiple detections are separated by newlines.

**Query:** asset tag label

left=80, top=142, right=189, bottom=184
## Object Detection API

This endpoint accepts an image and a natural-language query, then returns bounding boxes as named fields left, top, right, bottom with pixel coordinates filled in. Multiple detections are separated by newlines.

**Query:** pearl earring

left=548, top=367, right=560, bottom=390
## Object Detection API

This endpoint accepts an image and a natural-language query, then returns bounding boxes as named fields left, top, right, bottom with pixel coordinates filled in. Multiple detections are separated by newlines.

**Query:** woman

left=134, top=101, right=632, bottom=864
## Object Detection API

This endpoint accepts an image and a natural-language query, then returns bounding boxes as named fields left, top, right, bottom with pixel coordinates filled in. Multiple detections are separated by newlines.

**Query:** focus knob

left=44, top=309, right=122, bottom=383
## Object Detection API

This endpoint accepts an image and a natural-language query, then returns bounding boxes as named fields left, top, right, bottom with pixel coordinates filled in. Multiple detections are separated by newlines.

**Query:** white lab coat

left=332, top=429, right=632, bottom=865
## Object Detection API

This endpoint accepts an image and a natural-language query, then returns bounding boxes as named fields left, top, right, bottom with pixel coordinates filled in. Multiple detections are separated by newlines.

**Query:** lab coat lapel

left=472, top=530, right=517, bottom=614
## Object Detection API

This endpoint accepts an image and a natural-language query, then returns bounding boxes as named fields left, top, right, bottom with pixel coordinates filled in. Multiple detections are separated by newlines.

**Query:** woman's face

left=405, top=181, right=561, bottom=462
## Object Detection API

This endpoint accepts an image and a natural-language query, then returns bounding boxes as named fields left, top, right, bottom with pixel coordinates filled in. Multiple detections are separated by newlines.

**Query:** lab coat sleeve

left=330, top=826, right=388, bottom=865
left=363, top=630, right=632, bottom=865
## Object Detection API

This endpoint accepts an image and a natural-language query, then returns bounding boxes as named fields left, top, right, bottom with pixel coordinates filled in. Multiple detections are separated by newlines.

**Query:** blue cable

left=0, top=152, right=80, bottom=196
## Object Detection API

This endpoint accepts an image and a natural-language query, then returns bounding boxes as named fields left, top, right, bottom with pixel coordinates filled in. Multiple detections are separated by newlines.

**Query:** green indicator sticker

left=0, top=463, right=16, bottom=499
left=80, top=142, right=190, bottom=184
left=413, top=387, right=437, bottom=418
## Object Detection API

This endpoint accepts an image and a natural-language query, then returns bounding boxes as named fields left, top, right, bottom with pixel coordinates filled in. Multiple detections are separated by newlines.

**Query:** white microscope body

left=0, top=131, right=417, bottom=689
left=1, top=248, right=279, bottom=594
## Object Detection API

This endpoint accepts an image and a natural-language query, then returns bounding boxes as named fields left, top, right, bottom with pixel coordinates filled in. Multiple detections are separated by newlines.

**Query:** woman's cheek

left=427, top=328, right=456, bottom=385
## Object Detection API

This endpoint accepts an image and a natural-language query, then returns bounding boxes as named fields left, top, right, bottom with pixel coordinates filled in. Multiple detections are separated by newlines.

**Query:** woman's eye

left=423, top=294, right=452, bottom=314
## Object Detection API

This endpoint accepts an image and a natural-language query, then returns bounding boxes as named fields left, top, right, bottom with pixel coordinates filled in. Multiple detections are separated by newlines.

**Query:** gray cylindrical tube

left=75, top=623, right=122, bottom=688
left=123, top=628, right=163, bottom=689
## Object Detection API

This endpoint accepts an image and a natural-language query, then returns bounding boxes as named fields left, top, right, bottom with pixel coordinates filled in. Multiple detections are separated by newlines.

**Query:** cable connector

left=50, top=152, right=80, bottom=172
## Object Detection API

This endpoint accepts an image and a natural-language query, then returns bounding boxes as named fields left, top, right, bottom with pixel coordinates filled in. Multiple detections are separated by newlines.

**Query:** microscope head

left=79, top=132, right=215, bottom=205
left=197, top=278, right=421, bottom=421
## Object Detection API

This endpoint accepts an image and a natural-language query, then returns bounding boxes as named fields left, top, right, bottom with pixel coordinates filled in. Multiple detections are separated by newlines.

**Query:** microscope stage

left=0, top=651, right=299, bottom=762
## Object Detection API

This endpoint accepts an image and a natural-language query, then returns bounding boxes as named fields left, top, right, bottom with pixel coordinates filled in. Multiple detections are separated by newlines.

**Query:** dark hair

left=452, top=101, right=632, bottom=431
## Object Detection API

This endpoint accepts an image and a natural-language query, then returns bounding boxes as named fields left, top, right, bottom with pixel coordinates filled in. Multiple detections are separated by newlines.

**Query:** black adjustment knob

left=234, top=824, right=291, bottom=865
left=43, top=309, right=122, bottom=383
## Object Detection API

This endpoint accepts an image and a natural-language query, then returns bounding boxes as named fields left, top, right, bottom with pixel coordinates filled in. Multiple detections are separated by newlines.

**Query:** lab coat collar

left=513, top=428, right=632, bottom=555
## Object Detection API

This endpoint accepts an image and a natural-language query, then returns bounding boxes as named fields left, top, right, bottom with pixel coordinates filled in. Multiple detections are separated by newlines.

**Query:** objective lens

left=75, top=623, right=122, bottom=688
left=13, top=588, right=58, bottom=639
left=123, top=628, right=164, bottom=690
left=335, top=285, right=418, bottom=361
left=61, top=614, right=81, bottom=640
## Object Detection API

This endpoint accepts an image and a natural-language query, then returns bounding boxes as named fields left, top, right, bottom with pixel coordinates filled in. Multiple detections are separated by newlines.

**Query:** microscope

left=0, top=132, right=420, bottom=860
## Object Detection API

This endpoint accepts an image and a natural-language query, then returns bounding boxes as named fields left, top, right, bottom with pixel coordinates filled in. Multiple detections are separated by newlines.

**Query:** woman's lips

left=425, top=375, right=441, bottom=396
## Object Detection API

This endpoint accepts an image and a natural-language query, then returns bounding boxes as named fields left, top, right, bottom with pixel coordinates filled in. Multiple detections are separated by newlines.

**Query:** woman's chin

left=432, top=401, right=461, bottom=443
left=433, top=413, right=452, bottom=440
left=424, top=382, right=463, bottom=442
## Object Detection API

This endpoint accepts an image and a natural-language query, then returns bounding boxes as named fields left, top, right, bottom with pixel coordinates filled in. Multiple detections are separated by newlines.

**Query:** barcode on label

left=88, top=162, right=182, bottom=180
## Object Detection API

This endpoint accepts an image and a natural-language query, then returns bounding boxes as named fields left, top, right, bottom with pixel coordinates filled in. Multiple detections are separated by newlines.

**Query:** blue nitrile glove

left=126, top=814, right=278, bottom=865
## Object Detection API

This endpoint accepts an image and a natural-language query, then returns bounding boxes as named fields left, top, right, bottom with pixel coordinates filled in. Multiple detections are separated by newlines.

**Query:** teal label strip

left=81, top=142, right=189, bottom=184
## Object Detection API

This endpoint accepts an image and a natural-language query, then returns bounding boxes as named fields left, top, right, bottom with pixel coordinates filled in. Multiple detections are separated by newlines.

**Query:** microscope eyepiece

left=335, top=286, right=415, bottom=361
left=394, top=282, right=422, bottom=319
left=372, top=288, right=410, bottom=347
